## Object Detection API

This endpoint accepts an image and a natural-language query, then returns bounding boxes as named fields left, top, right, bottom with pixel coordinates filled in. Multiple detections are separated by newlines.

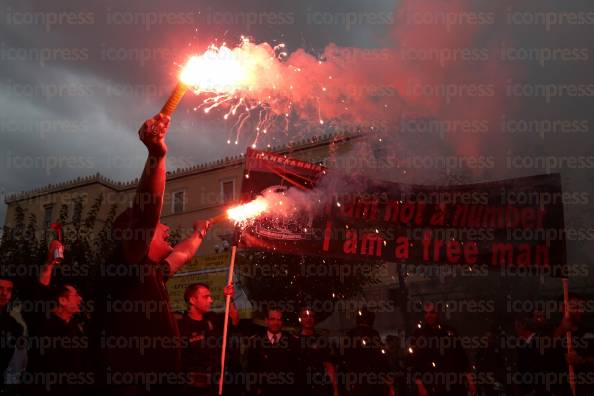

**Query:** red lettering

left=446, top=240, right=461, bottom=263
left=322, top=220, right=332, bottom=251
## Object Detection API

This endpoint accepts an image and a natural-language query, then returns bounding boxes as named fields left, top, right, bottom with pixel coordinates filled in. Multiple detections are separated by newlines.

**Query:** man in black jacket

left=19, top=240, right=89, bottom=396
left=295, top=308, right=339, bottom=396
left=407, top=303, right=476, bottom=396
left=546, top=294, right=594, bottom=396
left=246, top=309, right=299, bottom=396
left=25, top=284, right=87, bottom=396
left=0, top=277, right=24, bottom=393
left=94, top=113, right=211, bottom=396
left=342, top=307, right=394, bottom=396
left=177, top=282, right=239, bottom=395
left=515, top=317, right=549, bottom=396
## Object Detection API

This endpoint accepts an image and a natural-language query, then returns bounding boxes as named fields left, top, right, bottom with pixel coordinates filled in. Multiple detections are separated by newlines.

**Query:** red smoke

left=192, top=0, right=516, bottom=161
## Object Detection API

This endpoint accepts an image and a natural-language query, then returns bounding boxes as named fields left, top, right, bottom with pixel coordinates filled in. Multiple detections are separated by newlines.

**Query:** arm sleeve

left=0, top=317, right=24, bottom=372
left=159, top=259, right=173, bottom=283
left=18, top=280, right=53, bottom=335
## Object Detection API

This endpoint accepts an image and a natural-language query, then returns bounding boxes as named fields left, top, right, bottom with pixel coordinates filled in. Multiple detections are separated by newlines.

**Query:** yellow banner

left=178, top=252, right=231, bottom=274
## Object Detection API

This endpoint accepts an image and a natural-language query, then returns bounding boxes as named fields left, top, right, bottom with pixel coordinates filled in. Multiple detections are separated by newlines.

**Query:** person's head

left=299, top=308, right=315, bottom=330
left=54, top=285, right=82, bottom=315
left=266, top=309, right=283, bottom=334
left=0, top=278, right=14, bottom=310
left=184, top=283, right=213, bottom=314
left=147, top=223, right=173, bottom=262
left=423, top=302, right=440, bottom=327
left=112, top=209, right=173, bottom=262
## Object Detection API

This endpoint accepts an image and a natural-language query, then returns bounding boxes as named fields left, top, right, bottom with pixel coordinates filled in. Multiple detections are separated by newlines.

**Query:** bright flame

left=226, top=196, right=269, bottom=223
left=176, top=38, right=341, bottom=146
left=180, top=44, right=248, bottom=93
left=174, top=36, right=405, bottom=147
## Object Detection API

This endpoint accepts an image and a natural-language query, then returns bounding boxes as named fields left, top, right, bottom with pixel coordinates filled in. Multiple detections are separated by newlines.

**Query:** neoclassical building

left=4, top=133, right=404, bottom=331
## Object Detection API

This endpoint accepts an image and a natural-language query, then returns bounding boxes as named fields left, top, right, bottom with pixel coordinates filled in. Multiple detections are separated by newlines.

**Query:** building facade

left=4, top=133, right=404, bottom=330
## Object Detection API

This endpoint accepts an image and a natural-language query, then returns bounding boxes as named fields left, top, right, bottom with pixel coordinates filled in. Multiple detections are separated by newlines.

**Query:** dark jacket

left=246, top=331, right=299, bottom=396
left=0, top=308, right=24, bottom=385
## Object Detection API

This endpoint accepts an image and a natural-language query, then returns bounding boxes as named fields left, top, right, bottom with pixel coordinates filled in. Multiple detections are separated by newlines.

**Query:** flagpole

left=218, top=240, right=238, bottom=395
left=563, top=278, right=577, bottom=396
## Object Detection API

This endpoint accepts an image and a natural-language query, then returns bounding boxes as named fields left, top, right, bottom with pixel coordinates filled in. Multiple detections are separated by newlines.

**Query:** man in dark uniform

left=473, top=325, right=510, bottom=396
left=0, top=277, right=24, bottom=394
left=19, top=238, right=66, bottom=339
left=515, top=317, right=550, bottom=396
left=25, top=284, right=87, bottom=396
left=295, top=308, right=339, bottom=396
left=546, top=293, right=594, bottom=396
left=93, top=113, right=212, bottom=396
left=342, top=307, right=395, bottom=396
left=407, top=303, right=476, bottom=396
left=18, top=238, right=91, bottom=396
left=177, top=282, right=239, bottom=395
left=246, top=309, right=299, bottom=396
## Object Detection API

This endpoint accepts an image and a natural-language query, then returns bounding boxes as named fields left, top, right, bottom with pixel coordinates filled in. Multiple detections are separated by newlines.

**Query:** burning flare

left=172, top=36, right=400, bottom=146
left=175, top=37, right=336, bottom=146
left=180, top=44, right=248, bottom=93
left=160, top=41, right=253, bottom=116
left=226, top=196, right=269, bottom=223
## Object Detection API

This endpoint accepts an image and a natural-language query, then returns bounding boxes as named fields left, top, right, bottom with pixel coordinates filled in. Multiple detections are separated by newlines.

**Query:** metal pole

left=218, top=244, right=237, bottom=395
left=563, top=278, right=577, bottom=396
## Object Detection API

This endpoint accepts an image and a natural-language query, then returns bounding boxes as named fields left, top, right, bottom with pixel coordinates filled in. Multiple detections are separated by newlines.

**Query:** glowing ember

left=222, top=185, right=316, bottom=225
left=180, top=44, right=248, bottom=93
left=176, top=37, right=362, bottom=146
left=226, top=196, right=269, bottom=223
left=178, top=38, right=294, bottom=145
left=172, top=32, right=409, bottom=147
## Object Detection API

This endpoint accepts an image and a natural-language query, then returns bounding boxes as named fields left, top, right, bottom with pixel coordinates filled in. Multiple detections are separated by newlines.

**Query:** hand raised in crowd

left=193, top=219, right=211, bottom=239
left=224, top=284, right=235, bottom=299
left=40, top=239, right=65, bottom=285
left=47, top=239, right=64, bottom=264
left=138, top=113, right=170, bottom=157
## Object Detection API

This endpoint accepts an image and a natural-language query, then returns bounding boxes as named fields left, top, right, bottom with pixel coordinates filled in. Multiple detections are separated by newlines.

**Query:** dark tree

left=0, top=196, right=120, bottom=299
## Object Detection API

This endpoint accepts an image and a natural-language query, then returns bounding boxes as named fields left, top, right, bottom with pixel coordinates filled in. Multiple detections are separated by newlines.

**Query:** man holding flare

left=94, top=111, right=212, bottom=396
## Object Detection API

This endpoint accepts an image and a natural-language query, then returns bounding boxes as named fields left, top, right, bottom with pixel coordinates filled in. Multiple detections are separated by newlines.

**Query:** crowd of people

left=2, top=265, right=594, bottom=396
left=3, top=270, right=393, bottom=396
left=1, top=113, right=593, bottom=396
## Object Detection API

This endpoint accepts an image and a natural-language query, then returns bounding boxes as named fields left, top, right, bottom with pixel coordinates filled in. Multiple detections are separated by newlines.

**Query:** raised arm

left=122, top=113, right=170, bottom=264
left=39, top=239, right=64, bottom=286
left=164, top=220, right=210, bottom=276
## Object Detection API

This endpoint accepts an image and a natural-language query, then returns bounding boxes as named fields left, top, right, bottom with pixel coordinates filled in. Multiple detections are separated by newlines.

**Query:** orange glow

left=179, top=43, right=249, bottom=94
left=176, top=38, right=332, bottom=145
left=227, top=196, right=268, bottom=223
